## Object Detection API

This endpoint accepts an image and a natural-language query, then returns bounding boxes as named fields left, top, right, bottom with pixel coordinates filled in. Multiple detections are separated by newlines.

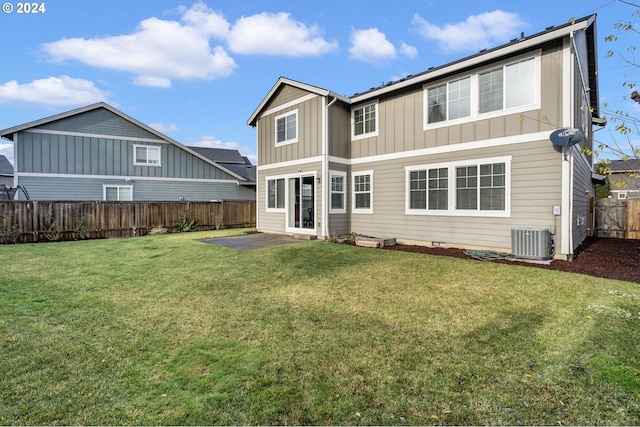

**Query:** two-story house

left=0, top=102, right=256, bottom=202
left=247, top=15, right=602, bottom=261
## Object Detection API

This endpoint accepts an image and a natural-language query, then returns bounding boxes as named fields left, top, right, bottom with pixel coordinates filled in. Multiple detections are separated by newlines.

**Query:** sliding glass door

left=287, top=175, right=315, bottom=231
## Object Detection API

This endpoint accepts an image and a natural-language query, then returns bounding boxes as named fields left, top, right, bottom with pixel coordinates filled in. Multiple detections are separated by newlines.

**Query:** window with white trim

left=266, top=177, right=285, bottom=210
left=427, top=77, right=471, bottom=124
left=330, top=171, right=346, bottom=213
left=104, top=185, right=132, bottom=201
left=134, top=145, right=161, bottom=166
left=275, top=110, right=298, bottom=145
left=353, top=171, right=373, bottom=213
left=424, top=54, right=539, bottom=128
left=352, top=102, right=378, bottom=140
left=406, top=157, right=510, bottom=217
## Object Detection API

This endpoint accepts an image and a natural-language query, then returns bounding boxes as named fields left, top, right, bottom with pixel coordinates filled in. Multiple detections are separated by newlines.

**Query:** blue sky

left=0, top=0, right=637, bottom=166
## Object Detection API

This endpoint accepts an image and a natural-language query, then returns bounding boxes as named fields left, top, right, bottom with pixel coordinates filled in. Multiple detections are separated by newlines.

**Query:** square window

left=352, top=103, right=378, bottom=139
left=134, top=145, right=161, bottom=166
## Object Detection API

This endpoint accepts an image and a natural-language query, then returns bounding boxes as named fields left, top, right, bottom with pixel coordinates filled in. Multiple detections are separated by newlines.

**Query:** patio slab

left=201, top=233, right=311, bottom=251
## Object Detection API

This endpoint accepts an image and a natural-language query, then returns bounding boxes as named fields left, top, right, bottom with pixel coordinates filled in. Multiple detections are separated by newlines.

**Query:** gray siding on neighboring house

left=35, top=108, right=158, bottom=139
left=16, top=175, right=255, bottom=202
left=17, top=131, right=236, bottom=180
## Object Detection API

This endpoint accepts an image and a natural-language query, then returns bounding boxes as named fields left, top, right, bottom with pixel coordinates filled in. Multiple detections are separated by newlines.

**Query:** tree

left=596, top=0, right=640, bottom=197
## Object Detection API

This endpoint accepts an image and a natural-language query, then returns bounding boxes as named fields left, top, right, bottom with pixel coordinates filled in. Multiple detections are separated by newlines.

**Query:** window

left=275, top=110, right=298, bottom=145
left=134, top=145, right=161, bottom=166
left=330, top=171, right=346, bottom=213
left=456, top=166, right=478, bottom=210
left=429, top=168, right=449, bottom=210
left=424, top=54, right=539, bottom=128
left=267, top=178, right=285, bottom=210
left=104, top=185, right=132, bottom=201
left=353, top=171, right=373, bottom=213
left=406, top=157, right=510, bottom=217
left=352, top=102, right=378, bottom=139
left=427, top=78, right=471, bottom=124
left=480, top=57, right=536, bottom=113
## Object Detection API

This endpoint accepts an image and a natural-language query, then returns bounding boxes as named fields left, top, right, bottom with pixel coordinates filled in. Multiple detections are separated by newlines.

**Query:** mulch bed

left=380, top=237, right=640, bottom=285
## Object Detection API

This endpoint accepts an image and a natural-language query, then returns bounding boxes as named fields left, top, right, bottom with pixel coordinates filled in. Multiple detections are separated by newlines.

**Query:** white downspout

left=321, top=96, right=337, bottom=239
left=561, top=34, right=574, bottom=260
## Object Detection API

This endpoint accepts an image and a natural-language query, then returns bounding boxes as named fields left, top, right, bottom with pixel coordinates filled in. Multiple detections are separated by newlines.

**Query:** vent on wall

left=511, top=228, right=552, bottom=260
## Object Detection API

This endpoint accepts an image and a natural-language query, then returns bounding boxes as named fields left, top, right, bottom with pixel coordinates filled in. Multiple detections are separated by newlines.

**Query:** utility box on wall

left=511, top=228, right=552, bottom=260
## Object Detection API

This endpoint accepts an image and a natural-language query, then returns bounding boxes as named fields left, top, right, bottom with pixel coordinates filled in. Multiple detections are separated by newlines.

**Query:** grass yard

left=1, top=229, right=639, bottom=425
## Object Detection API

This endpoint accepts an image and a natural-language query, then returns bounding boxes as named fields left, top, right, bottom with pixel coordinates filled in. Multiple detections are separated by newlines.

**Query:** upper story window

left=406, top=156, right=510, bottom=217
left=352, top=102, right=378, bottom=140
left=424, top=53, right=539, bottom=129
left=275, top=110, right=298, bottom=145
left=134, top=145, right=161, bottom=166
left=427, top=77, right=471, bottom=124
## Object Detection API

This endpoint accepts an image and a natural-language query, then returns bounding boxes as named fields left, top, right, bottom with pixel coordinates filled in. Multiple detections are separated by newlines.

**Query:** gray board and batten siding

left=4, top=104, right=254, bottom=202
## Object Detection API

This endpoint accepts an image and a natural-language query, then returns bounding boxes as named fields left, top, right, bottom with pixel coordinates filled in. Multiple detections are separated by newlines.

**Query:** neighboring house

left=0, top=102, right=256, bottom=202
left=0, top=154, right=13, bottom=187
left=247, top=15, right=602, bottom=261
left=606, top=159, right=640, bottom=199
left=188, top=146, right=256, bottom=194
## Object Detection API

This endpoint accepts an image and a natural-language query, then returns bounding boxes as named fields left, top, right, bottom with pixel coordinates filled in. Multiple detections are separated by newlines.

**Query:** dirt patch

left=380, top=237, right=640, bottom=285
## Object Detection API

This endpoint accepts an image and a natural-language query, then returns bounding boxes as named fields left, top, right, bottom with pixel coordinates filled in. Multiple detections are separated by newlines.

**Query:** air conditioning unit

left=511, top=228, right=552, bottom=260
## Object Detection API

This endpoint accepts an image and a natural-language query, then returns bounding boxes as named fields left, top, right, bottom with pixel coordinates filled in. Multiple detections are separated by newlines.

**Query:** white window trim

left=329, top=170, right=347, bottom=214
left=423, top=51, right=541, bottom=131
left=133, top=144, right=162, bottom=167
left=405, top=156, right=511, bottom=217
left=352, top=170, right=373, bottom=214
left=274, top=109, right=298, bottom=146
left=351, top=101, right=379, bottom=141
left=265, top=176, right=286, bottom=212
left=103, top=184, right=133, bottom=201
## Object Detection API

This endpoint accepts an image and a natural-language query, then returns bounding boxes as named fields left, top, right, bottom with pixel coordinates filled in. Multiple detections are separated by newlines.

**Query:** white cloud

left=179, top=1, right=229, bottom=39
left=149, top=122, right=179, bottom=134
left=133, top=76, right=172, bottom=88
left=0, top=76, right=110, bottom=106
left=228, top=12, right=337, bottom=56
left=191, top=135, right=240, bottom=150
left=349, top=28, right=397, bottom=64
left=412, top=10, right=526, bottom=52
left=42, top=3, right=237, bottom=87
left=400, top=42, right=418, bottom=59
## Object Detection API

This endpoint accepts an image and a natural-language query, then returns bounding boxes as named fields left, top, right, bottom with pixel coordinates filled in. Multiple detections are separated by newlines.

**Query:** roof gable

left=0, top=102, right=247, bottom=182
left=247, top=77, right=349, bottom=126
left=0, top=155, right=13, bottom=176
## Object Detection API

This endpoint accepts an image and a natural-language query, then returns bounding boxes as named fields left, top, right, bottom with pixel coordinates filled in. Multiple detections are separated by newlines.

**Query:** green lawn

left=1, top=229, right=639, bottom=425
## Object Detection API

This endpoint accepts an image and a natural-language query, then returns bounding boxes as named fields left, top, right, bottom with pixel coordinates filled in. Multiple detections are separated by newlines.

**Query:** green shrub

left=176, top=214, right=198, bottom=232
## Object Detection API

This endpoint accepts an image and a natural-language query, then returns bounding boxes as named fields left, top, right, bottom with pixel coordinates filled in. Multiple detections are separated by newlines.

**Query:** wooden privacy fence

left=0, top=200, right=256, bottom=243
left=594, top=198, right=640, bottom=239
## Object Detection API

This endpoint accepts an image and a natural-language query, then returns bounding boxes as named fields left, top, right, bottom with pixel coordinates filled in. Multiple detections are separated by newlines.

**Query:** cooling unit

left=511, top=228, right=552, bottom=260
